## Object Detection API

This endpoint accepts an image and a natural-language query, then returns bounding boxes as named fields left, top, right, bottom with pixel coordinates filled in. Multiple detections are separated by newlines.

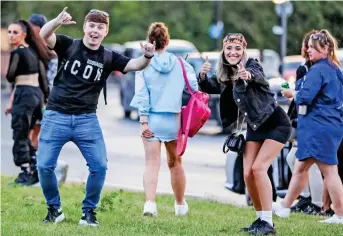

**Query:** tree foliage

left=1, top=1, right=343, bottom=55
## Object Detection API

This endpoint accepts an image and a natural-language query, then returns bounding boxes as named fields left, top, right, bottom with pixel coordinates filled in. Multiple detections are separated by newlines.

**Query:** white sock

left=256, top=211, right=262, bottom=219
left=261, top=211, right=273, bottom=226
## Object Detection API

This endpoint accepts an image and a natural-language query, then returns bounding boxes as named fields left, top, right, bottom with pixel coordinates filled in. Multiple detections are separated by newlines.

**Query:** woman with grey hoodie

left=130, top=22, right=198, bottom=217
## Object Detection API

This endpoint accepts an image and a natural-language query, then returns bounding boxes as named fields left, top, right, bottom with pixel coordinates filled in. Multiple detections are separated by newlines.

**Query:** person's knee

left=252, top=162, right=267, bottom=176
left=244, top=167, right=254, bottom=182
left=89, top=159, right=107, bottom=174
left=37, top=163, right=55, bottom=174
left=167, top=153, right=181, bottom=169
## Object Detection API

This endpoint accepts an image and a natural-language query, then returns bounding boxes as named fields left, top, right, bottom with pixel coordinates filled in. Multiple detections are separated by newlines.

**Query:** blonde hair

left=311, top=29, right=340, bottom=67
left=215, top=48, right=247, bottom=83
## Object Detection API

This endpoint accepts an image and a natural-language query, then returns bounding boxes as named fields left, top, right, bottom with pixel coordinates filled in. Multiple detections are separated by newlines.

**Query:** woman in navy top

left=274, top=29, right=343, bottom=224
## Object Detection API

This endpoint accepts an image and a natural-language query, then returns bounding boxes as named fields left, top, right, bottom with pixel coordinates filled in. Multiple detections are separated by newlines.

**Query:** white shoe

left=175, top=200, right=188, bottom=216
left=272, top=202, right=290, bottom=218
left=143, top=201, right=157, bottom=217
left=319, top=214, right=343, bottom=224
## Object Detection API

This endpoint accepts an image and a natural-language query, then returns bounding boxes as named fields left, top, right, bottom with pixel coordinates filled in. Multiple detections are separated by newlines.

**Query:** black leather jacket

left=198, top=58, right=277, bottom=131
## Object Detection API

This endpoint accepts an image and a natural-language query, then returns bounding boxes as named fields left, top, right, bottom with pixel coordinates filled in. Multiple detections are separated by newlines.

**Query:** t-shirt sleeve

left=111, top=51, right=131, bottom=73
left=49, top=34, right=74, bottom=58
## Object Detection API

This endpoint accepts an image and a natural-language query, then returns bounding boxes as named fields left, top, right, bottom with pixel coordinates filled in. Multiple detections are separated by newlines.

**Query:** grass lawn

left=1, top=176, right=342, bottom=236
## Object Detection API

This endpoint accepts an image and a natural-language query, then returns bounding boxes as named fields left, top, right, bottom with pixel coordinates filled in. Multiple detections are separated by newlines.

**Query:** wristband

left=144, top=54, right=154, bottom=59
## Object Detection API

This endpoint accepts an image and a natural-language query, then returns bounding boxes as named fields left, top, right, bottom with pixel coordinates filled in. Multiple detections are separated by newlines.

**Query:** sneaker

left=319, top=214, right=343, bottom=224
left=175, top=200, right=188, bottom=216
left=320, top=208, right=335, bottom=217
left=143, top=201, right=157, bottom=217
left=13, top=169, right=39, bottom=186
left=303, top=203, right=322, bottom=215
left=272, top=202, right=290, bottom=218
left=42, top=205, right=65, bottom=223
left=241, top=218, right=262, bottom=232
left=79, top=210, right=99, bottom=227
left=290, top=196, right=311, bottom=213
left=249, top=220, right=276, bottom=235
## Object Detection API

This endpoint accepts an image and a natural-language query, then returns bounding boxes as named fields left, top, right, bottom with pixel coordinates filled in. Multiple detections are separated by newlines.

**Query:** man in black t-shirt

left=38, top=7, right=155, bottom=226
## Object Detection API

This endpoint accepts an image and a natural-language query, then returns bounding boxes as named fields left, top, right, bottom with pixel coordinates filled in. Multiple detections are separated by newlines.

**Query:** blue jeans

left=37, top=110, right=107, bottom=213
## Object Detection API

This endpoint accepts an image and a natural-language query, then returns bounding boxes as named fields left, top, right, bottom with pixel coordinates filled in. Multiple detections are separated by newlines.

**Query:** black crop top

left=6, top=45, right=40, bottom=83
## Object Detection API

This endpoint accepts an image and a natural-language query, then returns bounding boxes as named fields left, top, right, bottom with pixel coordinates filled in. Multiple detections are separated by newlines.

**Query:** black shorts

left=246, top=106, right=291, bottom=144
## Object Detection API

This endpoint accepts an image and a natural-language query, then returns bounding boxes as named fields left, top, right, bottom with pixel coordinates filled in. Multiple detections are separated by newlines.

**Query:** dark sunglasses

left=89, top=9, right=109, bottom=17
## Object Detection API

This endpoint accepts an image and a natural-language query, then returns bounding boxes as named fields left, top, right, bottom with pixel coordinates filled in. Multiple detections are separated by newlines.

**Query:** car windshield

left=283, top=61, right=302, bottom=71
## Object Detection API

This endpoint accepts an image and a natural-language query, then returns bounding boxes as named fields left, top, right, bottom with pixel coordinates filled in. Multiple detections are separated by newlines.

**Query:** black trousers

left=11, top=85, right=43, bottom=167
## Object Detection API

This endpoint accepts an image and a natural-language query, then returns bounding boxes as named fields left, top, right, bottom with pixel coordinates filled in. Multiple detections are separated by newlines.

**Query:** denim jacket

left=198, top=58, right=277, bottom=131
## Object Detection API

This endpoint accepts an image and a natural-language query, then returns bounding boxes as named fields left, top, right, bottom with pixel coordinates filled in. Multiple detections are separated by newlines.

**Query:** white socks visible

left=256, top=211, right=262, bottom=219
left=261, top=211, right=273, bottom=226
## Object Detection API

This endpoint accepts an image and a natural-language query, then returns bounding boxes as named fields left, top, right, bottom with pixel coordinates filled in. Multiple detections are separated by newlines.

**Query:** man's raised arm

left=40, top=7, right=76, bottom=48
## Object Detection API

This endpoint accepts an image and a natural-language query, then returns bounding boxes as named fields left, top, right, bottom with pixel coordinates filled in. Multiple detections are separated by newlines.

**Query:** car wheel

left=124, top=111, right=131, bottom=119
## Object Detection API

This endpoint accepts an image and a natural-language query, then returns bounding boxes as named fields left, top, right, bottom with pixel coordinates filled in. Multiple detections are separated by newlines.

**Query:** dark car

left=119, top=39, right=199, bottom=118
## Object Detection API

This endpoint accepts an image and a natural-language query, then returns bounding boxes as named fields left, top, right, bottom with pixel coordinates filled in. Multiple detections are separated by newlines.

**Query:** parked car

left=119, top=39, right=199, bottom=118
left=282, top=55, right=304, bottom=85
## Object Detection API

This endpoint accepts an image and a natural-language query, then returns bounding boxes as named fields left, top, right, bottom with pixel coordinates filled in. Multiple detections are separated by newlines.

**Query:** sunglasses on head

left=311, top=33, right=328, bottom=43
left=89, top=9, right=109, bottom=17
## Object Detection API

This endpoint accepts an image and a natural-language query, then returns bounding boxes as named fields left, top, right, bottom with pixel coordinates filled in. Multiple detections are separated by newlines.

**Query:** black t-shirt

left=46, top=34, right=130, bottom=114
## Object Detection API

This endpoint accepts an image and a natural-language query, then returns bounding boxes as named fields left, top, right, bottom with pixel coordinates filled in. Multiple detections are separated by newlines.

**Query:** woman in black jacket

left=198, top=33, right=291, bottom=235
left=5, top=19, right=50, bottom=186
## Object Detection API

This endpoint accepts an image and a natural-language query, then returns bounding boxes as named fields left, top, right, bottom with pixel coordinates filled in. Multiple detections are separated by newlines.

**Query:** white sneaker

left=175, top=200, right=188, bottom=216
left=319, top=214, right=343, bottom=224
left=143, top=201, right=157, bottom=217
left=272, top=202, right=290, bottom=218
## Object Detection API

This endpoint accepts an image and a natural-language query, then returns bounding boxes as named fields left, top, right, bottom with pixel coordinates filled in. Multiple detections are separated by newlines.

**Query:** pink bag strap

left=176, top=98, right=195, bottom=156
left=177, top=57, right=194, bottom=95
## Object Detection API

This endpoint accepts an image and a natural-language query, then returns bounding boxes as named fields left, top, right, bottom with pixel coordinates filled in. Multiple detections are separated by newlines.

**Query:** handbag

left=223, top=109, right=246, bottom=155
left=176, top=57, right=211, bottom=156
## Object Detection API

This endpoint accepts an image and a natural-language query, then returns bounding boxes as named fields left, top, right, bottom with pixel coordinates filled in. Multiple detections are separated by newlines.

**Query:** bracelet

left=144, top=54, right=154, bottom=59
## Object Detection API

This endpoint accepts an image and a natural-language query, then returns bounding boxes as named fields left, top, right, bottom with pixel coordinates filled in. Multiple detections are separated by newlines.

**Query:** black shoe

left=249, top=220, right=276, bottom=235
left=241, top=218, right=262, bottom=232
left=13, top=168, right=39, bottom=186
left=290, top=196, right=311, bottom=213
left=320, top=208, right=335, bottom=217
left=303, top=203, right=322, bottom=215
left=79, top=210, right=99, bottom=227
left=42, top=205, right=65, bottom=223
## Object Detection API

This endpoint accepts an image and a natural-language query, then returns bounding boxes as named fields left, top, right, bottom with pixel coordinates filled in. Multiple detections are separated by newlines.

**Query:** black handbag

left=223, top=109, right=246, bottom=155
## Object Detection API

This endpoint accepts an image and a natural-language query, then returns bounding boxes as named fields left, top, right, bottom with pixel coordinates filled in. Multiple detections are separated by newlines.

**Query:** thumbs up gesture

left=200, top=56, right=212, bottom=80
left=238, top=61, right=251, bottom=80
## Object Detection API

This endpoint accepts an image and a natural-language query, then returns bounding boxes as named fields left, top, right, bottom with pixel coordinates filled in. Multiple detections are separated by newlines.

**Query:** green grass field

left=1, top=176, right=342, bottom=236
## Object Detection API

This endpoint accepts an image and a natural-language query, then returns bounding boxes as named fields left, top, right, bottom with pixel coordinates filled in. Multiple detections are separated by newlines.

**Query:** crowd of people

left=5, top=6, right=343, bottom=235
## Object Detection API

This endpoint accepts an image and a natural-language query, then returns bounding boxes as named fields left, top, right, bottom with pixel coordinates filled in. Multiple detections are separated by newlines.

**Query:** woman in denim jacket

left=198, top=33, right=291, bottom=235
left=273, top=29, right=343, bottom=224
left=130, top=22, right=198, bottom=217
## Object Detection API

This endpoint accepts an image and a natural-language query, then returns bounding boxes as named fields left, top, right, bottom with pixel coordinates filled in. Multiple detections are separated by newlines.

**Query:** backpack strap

left=55, top=40, right=81, bottom=81
left=177, top=57, right=194, bottom=95
left=102, top=48, right=113, bottom=105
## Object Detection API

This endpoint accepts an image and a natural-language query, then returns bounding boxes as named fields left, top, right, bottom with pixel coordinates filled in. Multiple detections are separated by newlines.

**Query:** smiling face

left=8, top=23, right=26, bottom=47
left=83, top=21, right=108, bottom=48
left=223, top=43, right=244, bottom=65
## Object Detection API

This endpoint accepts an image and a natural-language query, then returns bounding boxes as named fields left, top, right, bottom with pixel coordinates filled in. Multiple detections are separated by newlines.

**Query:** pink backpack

left=177, top=57, right=211, bottom=156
